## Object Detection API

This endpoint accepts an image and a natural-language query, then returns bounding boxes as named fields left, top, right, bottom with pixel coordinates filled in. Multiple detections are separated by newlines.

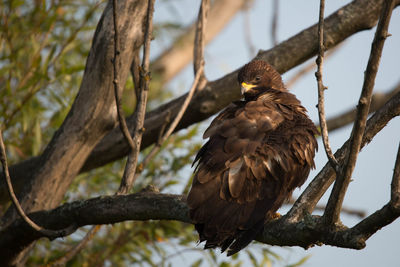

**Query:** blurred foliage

left=0, top=0, right=104, bottom=162
left=1, top=0, right=307, bottom=266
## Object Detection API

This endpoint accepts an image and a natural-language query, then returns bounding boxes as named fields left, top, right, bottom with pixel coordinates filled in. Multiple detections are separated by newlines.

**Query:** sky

left=153, top=0, right=400, bottom=266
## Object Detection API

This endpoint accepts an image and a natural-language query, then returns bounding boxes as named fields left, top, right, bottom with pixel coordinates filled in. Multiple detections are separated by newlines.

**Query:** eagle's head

left=237, top=60, right=286, bottom=100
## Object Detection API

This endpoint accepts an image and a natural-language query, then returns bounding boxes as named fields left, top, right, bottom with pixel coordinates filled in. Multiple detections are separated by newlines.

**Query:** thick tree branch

left=323, top=0, right=396, bottom=224
left=1, top=0, right=399, bottom=204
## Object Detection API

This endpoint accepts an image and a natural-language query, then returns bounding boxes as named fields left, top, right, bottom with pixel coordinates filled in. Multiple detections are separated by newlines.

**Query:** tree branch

left=118, top=0, right=155, bottom=194
left=390, top=143, right=400, bottom=209
left=271, top=0, right=279, bottom=46
left=323, top=0, right=396, bottom=225
left=193, top=0, right=209, bottom=75
left=112, top=0, right=136, bottom=152
left=315, top=0, right=338, bottom=169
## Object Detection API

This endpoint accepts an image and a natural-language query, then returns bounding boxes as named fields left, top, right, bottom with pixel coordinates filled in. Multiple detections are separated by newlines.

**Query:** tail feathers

left=194, top=220, right=265, bottom=256
left=227, top=221, right=265, bottom=256
left=220, top=236, right=235, bottom=253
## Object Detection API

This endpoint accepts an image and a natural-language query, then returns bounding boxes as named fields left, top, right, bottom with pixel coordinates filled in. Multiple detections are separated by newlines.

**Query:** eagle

left=187, top=60, right=318, bottom=255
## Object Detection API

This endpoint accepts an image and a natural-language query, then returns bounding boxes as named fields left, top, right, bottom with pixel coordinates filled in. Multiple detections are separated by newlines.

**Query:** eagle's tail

left=226, top=220, right=265, bottom=256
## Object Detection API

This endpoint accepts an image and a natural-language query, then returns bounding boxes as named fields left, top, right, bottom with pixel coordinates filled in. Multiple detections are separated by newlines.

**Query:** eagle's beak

left=241, top=82, right=256, bottom=95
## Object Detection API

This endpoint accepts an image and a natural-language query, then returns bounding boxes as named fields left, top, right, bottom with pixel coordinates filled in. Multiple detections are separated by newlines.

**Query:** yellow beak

left=241, top=82, right=256, bottom=95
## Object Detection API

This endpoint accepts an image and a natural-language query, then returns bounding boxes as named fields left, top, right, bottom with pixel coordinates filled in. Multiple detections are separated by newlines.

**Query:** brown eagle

left=187, top=60, right=318, bottom=255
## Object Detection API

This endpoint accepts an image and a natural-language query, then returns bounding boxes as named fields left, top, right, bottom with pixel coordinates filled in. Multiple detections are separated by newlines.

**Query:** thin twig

left=46, top=225, right=101, bottom=267
left=137, top=63, right=205, bottom=173
left=118, top=0, right=155, bottom=194
left=157, top=111, right=171, bottom=143
left=136, top=0, right=209, bottom=177
left=390, top=142, right=400, bottom=209
left=323, top=0, right=396, bottom=225
left=271, top=0, right=279, bottom=46
left=0, top=130, right=76, bottom=238
left=112, top=0, right=136, bottom=151
left=315, top=0, right=338, bottom=170
left=193, top=0, right=209, bottom=75
left=130, top=49, right=141, bottom=99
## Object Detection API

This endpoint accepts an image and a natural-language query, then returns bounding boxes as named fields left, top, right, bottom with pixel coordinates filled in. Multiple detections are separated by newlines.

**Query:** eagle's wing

left=187, top=94, right=317, bottom=255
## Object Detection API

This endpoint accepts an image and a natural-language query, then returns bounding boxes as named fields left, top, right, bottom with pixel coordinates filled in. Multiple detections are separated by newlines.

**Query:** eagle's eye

left=254, top=76, right=261, bottom=82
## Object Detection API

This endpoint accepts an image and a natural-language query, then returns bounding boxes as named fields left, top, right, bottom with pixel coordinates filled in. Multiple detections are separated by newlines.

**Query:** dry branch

left=271, top=0, right=279, bottom=46
left=134, top=0, right=209, bottom=184
left=118, top=0, right=155, bottom=194
left=112, top=0, right=136, bottom=152
left=323, top=0, right=396, bottom=224
left=315, top=0, right=338, bottom=169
